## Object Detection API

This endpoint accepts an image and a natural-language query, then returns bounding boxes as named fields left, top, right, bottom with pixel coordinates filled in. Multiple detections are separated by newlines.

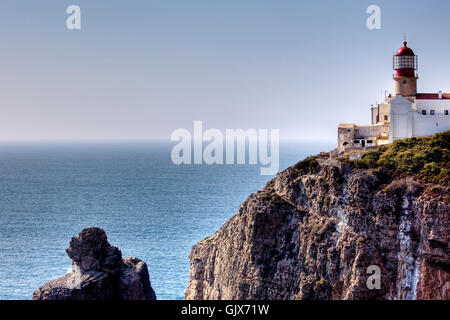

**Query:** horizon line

left=0, top=137, right=336, bottom=143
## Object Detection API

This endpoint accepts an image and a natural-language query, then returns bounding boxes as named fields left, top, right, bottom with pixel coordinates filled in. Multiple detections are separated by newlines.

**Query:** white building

left=389, top=92, right=450, bottom=142
left=337, top=41, right=450, bottom=155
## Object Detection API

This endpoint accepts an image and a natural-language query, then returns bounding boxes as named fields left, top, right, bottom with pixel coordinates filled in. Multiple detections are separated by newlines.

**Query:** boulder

left=33, top=227, right=156, bottom=300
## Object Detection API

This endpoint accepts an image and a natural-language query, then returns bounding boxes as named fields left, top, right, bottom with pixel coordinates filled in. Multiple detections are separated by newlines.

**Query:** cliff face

left=33, top=228, right=156, bottom=300
left=185, top=158, right=449, bottom=300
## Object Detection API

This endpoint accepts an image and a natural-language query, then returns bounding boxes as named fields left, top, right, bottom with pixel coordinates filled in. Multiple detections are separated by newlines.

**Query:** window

left=343, top=142, right=348, bottom=146
left=384, top=115, right=388, bottom=121
left=445, top=110, right=449, bottom=115
left=422, top=110, right=427, bottom=115
left=354, top=140, right=360, bottom=144
left=393, top=55, right=417, bottom=69
left=367, top=140, right=373, bottom=144
left=430, top=110, right=435, bottom=115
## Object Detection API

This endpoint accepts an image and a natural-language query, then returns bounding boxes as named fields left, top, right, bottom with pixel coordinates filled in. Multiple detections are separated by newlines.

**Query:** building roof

left=396, top=41, right=415, bottom=56
left=356, top=124, right=386, bottom=128
left=416, top=93, right=450, bottom=100
left=338, top=123, right=355, bottom=128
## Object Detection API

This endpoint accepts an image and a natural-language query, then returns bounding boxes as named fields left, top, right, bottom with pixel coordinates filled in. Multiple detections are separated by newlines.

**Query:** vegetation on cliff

left=351, top=130, right=450, bottom=185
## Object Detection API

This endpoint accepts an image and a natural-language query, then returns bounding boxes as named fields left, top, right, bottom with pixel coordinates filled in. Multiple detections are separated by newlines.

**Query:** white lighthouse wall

left=389, top=96, right=450, bottom=142
left=412, top=99, right=450, bottom=136
left=414, top=99, right=450, bottom=114
left=389, top=96, right=413, bottom=142
left=412, top=113, right=450, bottom=137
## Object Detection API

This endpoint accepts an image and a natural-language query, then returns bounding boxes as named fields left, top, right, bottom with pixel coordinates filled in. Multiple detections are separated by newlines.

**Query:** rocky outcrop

left=185, top=158, right=449, bottom=300
left=33, top=227, right=156, bottom=300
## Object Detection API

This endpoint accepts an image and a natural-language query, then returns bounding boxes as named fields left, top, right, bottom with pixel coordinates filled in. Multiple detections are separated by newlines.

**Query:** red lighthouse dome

left=396, top=41, right=415, bottom=56
left=393, top=41, right=418, bottom=77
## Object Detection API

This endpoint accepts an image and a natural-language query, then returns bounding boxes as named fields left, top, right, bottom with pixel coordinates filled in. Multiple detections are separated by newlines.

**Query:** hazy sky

left=1, top=0, right=449, bottom=141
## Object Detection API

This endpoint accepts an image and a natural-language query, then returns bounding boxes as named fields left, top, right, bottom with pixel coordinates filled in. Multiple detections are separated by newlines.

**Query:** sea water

left=0, top=140, right=333, bottom=300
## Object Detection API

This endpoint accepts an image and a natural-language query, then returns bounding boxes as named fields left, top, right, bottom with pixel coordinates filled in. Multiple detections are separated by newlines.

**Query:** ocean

left=0, top=140, right=334, bottom=300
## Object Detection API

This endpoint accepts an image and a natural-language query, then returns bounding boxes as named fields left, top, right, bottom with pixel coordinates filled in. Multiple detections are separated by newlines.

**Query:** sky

left=0, top=0, right=449, bottom=141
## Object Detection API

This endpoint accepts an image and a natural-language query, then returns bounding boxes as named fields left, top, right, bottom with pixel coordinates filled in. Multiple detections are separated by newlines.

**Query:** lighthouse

left=393, top=41, right=418, bottom=97
left=335, top=40, right=450, bottom=156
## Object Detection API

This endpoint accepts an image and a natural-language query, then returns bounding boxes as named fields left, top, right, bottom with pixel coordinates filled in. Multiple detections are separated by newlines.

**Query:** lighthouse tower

left=393, top=41, right=418, bottom=97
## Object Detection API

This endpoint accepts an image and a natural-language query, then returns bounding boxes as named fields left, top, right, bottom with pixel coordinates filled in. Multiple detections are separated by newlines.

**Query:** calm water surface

left=0, top=140, right=333, bottom=299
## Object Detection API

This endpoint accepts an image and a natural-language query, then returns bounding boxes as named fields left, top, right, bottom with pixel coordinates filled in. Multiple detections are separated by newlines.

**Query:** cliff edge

left=185, top=132, right=449, bottom=300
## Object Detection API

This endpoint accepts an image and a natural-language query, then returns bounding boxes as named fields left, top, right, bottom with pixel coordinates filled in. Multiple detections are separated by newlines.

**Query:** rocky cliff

left=33, top=227, right=156, bottom=300
left=185, top=157, right=449, bottom=300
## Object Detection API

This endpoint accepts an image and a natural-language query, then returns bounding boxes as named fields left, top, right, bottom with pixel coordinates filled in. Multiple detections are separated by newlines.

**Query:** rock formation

left=33, top=227, right=156, bottom=300
left=185, top=158, right=449, bottom=300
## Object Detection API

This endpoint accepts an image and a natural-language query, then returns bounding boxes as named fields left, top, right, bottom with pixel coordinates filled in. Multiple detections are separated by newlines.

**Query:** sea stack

left=33, top=227, right=156, bottom=300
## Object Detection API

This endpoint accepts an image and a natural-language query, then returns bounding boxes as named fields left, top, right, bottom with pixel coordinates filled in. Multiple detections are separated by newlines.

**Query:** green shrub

left=382, top=178, right=423, bottom=196
left=348, top=130, right=450, bottom=185
left=421, top=162, right=441, bottom=179
left=436, top=168, right=450, bottom=185
left=294, top=156, right=319, bottom=172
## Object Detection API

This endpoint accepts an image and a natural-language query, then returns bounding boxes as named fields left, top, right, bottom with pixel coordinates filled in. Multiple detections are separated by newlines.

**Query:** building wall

left=337, top=123, right=389, bottom=154
left=393, top=76, right=418, bottom=97
left=378, top=103, right=391, bottom=123
left=389, top=95, right=450, bottom=141
left=371, top=103, right=391, bottom=125
left=371, top=107, right=378, bottom=125
left=355, top=124, right=389, bottom=138
left=414, top=99, right=450, bottom=115
left=389, top=95, right=413, bottom=142
left=352, top=138, right=376, bottom=148
left=337, top=125, right=355, bottom=153
left=412, top=113, right=450, bottom=136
